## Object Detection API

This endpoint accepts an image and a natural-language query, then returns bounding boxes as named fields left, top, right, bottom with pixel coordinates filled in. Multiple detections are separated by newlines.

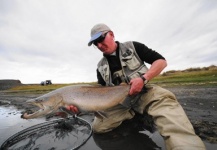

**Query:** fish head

left=22, top=93, right=65, bottom=119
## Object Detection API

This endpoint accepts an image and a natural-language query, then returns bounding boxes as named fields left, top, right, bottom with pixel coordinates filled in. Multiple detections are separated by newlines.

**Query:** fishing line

left=1, top=108, right=92, bottom=150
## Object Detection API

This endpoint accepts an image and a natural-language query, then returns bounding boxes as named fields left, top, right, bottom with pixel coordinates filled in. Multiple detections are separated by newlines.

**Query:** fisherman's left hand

left=129, top=77, right=144, bottom=95
left=56, top=105, right=79, bottom=117
left=66, top=105, right=79, bottom=114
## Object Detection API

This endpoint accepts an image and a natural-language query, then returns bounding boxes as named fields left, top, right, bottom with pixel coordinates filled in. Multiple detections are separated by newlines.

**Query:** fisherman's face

left=94, top=31, right=117, bottom=55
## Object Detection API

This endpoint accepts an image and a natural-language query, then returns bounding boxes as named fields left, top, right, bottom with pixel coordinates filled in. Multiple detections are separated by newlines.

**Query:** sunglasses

left=93, top=32, right=108, bottom=46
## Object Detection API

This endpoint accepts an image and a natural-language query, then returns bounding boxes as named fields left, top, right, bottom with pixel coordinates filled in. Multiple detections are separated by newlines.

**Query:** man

left=70, top=23, right=205, bottom=150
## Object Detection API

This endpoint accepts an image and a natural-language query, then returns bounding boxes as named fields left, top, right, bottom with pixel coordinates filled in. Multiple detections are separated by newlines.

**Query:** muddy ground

left=0, top=85, right=217, bottom=146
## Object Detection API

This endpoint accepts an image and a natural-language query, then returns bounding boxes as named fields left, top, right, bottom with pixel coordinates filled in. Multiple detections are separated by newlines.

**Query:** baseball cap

left=88, top=23, right=111, bottom=46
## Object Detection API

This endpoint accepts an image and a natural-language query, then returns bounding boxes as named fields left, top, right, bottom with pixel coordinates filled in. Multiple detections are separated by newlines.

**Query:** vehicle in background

left=40, top=80, right=52, bottom=86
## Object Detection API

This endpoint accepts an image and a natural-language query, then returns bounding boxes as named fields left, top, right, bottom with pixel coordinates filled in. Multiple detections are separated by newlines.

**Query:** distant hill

left=0, top=79, right=22, bottom=90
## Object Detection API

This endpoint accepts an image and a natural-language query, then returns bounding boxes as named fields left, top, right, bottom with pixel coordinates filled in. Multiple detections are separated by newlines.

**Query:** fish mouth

left=21, top=100, right=62, bottom=119
left=21, top=94, right=64, bottom=119
left=21, top=102, right=54, bottom=119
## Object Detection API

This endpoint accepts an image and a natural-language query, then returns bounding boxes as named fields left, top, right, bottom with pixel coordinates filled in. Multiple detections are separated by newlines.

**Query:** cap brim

left=88, top=32, right=103, bottom=46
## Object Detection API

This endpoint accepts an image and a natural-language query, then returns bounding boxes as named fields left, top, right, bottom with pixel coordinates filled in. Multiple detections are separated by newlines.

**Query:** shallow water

left=0, top=106, right=216, bottom=150
left=0, top=106, right=45, bottom=146
left=0, top=106, right=166, bottom=150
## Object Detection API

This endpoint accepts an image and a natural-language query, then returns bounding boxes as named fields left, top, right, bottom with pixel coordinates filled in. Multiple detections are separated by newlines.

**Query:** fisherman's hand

left=66, top=105, right=79, bottom=114
left=56, top=105, right=79, bottom=117
left=129, top=77, right=144, bottom=95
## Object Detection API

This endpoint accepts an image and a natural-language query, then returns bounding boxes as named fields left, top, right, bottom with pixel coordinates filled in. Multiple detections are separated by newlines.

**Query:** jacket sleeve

left=133, top=41, right=165, bottom=64
left=96, top=69, right=106, bottom=86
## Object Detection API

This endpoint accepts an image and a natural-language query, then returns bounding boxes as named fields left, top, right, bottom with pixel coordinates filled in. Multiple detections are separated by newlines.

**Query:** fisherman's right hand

left=129, top=77, right=144, bottom=95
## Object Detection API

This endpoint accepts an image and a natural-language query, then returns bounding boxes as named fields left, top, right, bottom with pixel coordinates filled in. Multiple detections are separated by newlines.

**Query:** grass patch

left=6, top=83, right=97, bottom=94
left=6, top=84, right=69, bottom=94
left=151, top=69, right=217, bottom=87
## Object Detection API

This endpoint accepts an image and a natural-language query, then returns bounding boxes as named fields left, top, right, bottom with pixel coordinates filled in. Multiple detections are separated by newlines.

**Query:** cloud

left=0, top=0, right=217, bottom=83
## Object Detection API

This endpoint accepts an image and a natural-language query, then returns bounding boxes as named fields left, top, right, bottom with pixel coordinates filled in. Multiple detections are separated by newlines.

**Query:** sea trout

left=22, top=84, right=131, bottom=119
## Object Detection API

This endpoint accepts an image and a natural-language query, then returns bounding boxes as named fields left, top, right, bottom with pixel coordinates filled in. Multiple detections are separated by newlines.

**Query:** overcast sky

left=0, top=0, right=217, bottom=84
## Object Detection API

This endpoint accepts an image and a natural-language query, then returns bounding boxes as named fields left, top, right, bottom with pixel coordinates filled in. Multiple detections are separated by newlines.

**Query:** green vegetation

left=7, top=82, right=97, bottom=94
left=6, top=84, right=69, bottom=94
left=151, top=65, right=217, bottom=87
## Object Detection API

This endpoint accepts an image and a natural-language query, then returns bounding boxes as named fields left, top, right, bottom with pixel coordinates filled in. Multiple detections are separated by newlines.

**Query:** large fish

left=22, top=84, right=131, bottom=119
